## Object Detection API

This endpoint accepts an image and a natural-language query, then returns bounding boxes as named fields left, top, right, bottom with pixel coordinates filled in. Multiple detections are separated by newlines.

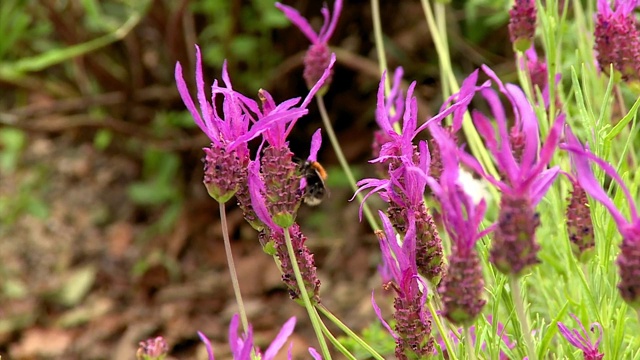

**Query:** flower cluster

left=427, top=122, right=492, bottom=326
left=459, top=65, right=565, bottom=276
left=558, top=314, right=604, bottom=360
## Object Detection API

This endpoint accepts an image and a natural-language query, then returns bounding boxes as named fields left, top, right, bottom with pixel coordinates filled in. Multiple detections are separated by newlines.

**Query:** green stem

left=370, top=0, right=389, bottom=95
left=219, top=201, right=249, bottom=333
left=510, top=276, right=537, bottom=360
left=426, top=297, right=458, bottom=360
left=464, top=326, right=477, bottom=360
left=283, top=227, right=332, bottom=359
left=315, top=95, right=380, bottom=231
left=314, top=309, right=358, bottom=360
left=317, top=305, right=385, bottom=360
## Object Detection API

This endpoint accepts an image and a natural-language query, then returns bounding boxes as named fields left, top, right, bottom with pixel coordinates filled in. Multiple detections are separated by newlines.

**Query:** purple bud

left=565, top=176, right=595, bottom=261
left=438, top=251, right=486, bottom=325
left=136, top=336, right=168, bottom=360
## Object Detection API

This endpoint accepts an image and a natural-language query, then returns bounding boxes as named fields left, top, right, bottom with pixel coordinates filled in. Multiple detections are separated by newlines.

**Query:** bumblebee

left=300, top=160, right=328, bottom=206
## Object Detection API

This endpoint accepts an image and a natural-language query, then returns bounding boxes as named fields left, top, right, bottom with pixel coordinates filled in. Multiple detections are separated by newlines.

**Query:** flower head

left=508, top=0, right=537, bottom=51
left=372, top=213, right=434, bottom=359
left=594, top=0, right=640, bottom=81
left=276, top=1, right=343, bottom=89
left=175, top=45, right=310, bottom=203
left=136, top=336, right=168, bottom=360
left=558, top=314, right=604, bottom=360
left=199, top=314, right=296, bottom=360
left=460, top=65, right=565, bottom=275
left=562, top=126, right=640, bottom=308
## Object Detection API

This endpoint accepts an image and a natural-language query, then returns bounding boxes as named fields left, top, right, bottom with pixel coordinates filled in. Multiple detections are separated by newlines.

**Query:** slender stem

left=510, top=276, right=537, bottom=360
left=219, top=201, right=249, bottom=333
left=317, top=305, right=385, bottom=360
left=315, top=309, right=358, bottom=360
left=370, top=0, right=390, bottom=96
left=283, top=227, right=332, bottom=359
left=426, top=297, right=458, bottom=360
left=464, top=326, right=477, bottom=360
left=315, top=95, right=380, bottom=231
left=434, top=2, right=451, bottom=99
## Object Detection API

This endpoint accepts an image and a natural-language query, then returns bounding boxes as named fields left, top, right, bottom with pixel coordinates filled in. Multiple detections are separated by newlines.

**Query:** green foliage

left=0, top=128, right=26, bottom=173
left=339, top=321, right=395, bottom=359
left=191, top=0, right=288, bottom=90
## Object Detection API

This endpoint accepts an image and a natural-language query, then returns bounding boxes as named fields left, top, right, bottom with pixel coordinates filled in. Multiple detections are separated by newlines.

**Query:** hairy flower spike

left=261, top=146, right=303, bottom=228
left=276, top=0, right=343, bottom=89
left=565, top=174, right=595, bottom=261
left=563, top=126, right=640, bottom=308
left=594, top=0, right=640, bottom=81
left=508, top=0, right=537, bottom=52
left=373, top=214, right=435, bottom=359
left=558, top=314, right=604, bottom=360
left=492, top=194, right=541, bottom=274
left=272, top=224, right=322, bottom=304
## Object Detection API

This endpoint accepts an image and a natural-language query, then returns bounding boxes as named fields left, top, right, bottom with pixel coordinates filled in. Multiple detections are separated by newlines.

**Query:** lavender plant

left=159, top=0, right=640, bottom=358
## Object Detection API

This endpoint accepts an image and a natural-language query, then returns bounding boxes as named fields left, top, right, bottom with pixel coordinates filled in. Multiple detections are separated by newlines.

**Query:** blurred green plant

left=192, top=0, right=290, bottom=90
left=339, top=320, right=395, bottom=359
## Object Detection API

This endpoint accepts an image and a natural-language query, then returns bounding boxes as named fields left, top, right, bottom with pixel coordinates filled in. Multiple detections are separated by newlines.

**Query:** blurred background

left=0, top=0, right=515, bottom=358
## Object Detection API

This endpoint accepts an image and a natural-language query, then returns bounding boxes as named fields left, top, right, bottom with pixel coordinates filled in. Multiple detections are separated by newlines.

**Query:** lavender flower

left=276, top=0, right=342, bottom=89
left=175, top=46, right=308, bottom=229
left=563, top=171, right=595, bottom=261
left=460, top=65, right=565, bottom=276
left=255, top=55, right=335, bottom=228
left=136, top=336, right=168, bottom=360
left=427, top=122, right=492, bottom=326
left=372, top=213, right=434, bottom=359
left=357, top=70, right=480, bottom=284
left=562, top=127, right=640, bottom=308
left=198, top=314, right=296, bottom=360
left=558, top=314, right=604, bottom=360
left=594, top=0, right=640, bottom=81
left=508, top=0, right=537, bottom=52
left=372, top=67, right=406, bottom=177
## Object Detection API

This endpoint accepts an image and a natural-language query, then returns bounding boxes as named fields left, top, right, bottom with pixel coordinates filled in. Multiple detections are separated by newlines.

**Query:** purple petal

left=175, top=61, right=216, bottom=142
left=506, top=83, right=539, bottom=174
left=228, top=315, right=242, bottom=355
left=247, top=158, right=278, bottom=230
left=529, top=167, right=560, bottom=205
left=371, top=292, right=397, bottom=340
left=321, top=0, right=343, bottom=42
left=308, top=129, right=322, bottom=162
left=194, top=46, right=215, bottom=128
left=197, top=331, right=216, bottom=360
left=275, top=3, right=319, bottom=43
left=561, top=126, right=629, bottom=227
left=309, top=347, right=323, bottom=360
left=263, top=317, right=296, bottom=360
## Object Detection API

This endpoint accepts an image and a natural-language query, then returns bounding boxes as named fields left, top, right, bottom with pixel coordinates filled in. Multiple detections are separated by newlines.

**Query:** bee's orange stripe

left=310, top=161, right=328, bottom=179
